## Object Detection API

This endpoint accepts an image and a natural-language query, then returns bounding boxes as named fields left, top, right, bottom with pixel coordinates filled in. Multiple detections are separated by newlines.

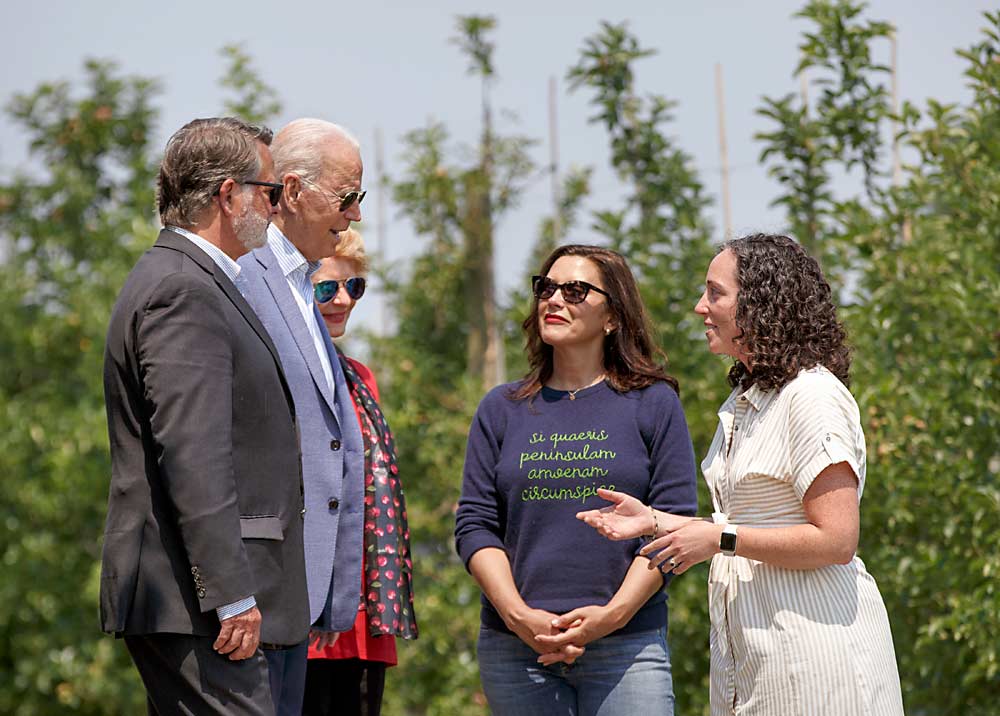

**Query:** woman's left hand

left=533, top=605, right=620, bottom=664
left=639, top=519, right=722, bottom=575
left=309, top=629, right=341, bottom=650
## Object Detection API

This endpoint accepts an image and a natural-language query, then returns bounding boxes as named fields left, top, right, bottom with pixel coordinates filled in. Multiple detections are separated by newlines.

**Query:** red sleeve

left=346, top=357, right=380, bottom=402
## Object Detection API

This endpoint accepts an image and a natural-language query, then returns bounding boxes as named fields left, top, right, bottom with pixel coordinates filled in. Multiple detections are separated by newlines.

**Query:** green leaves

left=764, top=6, right=1000, bottom=713
left=1, top=7, right=997, bottom=714
left=0, top=60, right=159, bottom=715
left=218, top=45, right=282, bottom=126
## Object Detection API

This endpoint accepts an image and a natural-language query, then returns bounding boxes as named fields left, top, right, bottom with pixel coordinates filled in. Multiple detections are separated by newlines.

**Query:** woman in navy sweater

left=455, top=244, right=698, bottom=716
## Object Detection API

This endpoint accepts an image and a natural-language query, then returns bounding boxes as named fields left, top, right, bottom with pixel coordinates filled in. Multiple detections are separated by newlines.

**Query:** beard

left=233, top=200, right=269, bottom=251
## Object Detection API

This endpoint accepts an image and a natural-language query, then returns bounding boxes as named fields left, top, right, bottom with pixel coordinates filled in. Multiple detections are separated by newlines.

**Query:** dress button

left=328, top=498, right=340, bottom=510
left=197, top=588, right=206, bottom=599
left=330, top=439, right=341, bottom=451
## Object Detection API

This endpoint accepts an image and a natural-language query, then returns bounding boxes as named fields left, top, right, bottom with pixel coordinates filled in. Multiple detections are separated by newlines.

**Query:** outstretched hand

left=576, top=488, right=652, bottom=540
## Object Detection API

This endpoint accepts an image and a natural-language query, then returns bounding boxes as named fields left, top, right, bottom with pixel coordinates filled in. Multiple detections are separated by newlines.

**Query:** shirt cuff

left=216, top=596, right=256, bottom=621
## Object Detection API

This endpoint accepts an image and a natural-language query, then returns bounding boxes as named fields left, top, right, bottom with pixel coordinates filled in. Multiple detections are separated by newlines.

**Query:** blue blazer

left=238, top=244, right=364, bottom=632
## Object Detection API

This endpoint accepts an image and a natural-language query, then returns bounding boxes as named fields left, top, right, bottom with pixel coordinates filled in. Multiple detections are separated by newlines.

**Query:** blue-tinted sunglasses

left=314, top=277, right=366, bottom=303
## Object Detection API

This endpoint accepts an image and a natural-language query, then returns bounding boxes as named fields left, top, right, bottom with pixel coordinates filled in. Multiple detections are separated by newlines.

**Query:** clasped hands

left=509, top=603, right=621, bottom=666
left=576, top=487, right=720, bottom=575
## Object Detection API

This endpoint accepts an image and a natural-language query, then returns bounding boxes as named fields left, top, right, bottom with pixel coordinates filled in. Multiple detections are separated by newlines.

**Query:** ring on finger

left=668, top=557, right=678, bottom=568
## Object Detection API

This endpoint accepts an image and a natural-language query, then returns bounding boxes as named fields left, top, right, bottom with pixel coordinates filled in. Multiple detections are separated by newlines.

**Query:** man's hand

left=214, top=606, right=262, bottom=660
left=310, top=629, right=341, bottom=650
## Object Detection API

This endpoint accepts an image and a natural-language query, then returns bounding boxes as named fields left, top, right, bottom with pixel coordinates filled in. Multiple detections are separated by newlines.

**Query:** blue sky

left=3, top=0, right=992, bottom=332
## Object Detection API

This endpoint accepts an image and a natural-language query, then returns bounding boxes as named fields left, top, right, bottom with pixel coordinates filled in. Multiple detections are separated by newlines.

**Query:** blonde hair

left=331, top=228, right=369, bottom=274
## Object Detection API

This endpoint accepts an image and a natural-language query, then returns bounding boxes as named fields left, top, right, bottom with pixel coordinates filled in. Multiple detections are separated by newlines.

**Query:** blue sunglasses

left=314, top=277, right=366, bottom=303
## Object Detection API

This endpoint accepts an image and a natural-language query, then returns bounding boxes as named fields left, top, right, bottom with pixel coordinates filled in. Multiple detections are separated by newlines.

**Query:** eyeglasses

left=242, top=180, right=284, bottom=206
left=214, top=180, right=284, bottom=206
left=532, top=275, right=611, bottom=304
left=302, top=178, right=367, bottom=213
left=314, top=277, right=367, bottom=303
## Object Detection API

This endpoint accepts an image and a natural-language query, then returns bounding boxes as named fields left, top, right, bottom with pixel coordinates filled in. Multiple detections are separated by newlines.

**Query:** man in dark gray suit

left=238, top=118, right=365, bottom=716
left=100, top=117, right=309, bottom=715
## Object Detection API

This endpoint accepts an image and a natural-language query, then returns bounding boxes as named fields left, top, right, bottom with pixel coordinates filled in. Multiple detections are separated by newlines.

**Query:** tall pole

left=714, top=63, right=733, bottom=240
left=890, top=28, right=902, bottom=188
left=890, top=27, right=911, bottom=243
left=548, top=76, right=561, bottom=244
left=374, top=126, right=388, bottom=336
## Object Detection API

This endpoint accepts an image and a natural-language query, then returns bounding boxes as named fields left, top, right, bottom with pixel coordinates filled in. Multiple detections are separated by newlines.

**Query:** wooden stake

left=715, top=63, right=733, bottom=240
left=374, top=126, right=388, bottom=336
left=549, top=76, right=561, bottom=243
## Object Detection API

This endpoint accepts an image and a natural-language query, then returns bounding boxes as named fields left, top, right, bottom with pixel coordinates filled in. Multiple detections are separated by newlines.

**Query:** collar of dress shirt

left=266, top=223, right=321, bottom=280
left=740, top=382, right=769, bottom=412
left=166, top=225, right=242, bottom=284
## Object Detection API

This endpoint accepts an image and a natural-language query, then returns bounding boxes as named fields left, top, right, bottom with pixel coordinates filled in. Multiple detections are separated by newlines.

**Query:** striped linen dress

left=702, top=366, right=904, bottom=715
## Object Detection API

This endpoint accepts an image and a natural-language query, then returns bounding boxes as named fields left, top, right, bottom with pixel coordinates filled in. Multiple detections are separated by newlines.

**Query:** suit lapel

left=257, top=246, right=339, bottom=417
left=155, top=229, right=286, bottom=373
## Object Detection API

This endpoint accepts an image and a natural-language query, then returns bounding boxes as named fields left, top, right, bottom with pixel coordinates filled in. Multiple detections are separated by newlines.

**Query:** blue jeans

left=477, top=626, right=674, bottom=716
left=263, top=640, right=308, bottom=716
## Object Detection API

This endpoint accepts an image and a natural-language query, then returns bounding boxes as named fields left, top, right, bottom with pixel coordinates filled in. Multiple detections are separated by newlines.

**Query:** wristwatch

left=720, top=524, right=739, bottom=557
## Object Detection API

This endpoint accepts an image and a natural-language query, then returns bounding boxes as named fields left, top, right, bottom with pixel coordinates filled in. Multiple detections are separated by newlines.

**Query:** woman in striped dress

left=574, top=234, right=905, bottom=715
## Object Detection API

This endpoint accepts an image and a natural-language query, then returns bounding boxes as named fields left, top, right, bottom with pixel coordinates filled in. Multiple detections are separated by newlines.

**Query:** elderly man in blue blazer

left=237, top=118, right=366, bottom=716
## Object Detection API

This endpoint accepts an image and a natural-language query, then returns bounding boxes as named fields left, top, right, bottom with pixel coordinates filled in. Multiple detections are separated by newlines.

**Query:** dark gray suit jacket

left=100, top=229, right=310, bottom=646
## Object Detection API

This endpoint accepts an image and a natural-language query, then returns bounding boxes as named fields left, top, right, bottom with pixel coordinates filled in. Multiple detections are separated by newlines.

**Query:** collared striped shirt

left=266, top=223, right=336, bottom=396
left=702, top=366, right=903, bottom=715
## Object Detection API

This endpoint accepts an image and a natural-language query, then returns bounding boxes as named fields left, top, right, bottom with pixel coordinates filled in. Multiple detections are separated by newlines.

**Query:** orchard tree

left=567, top=21, right=724, bottom=714
left=756, top=3, right=999, bottom=713
left=372, top=16, right=536, bottom=715
left=0, top=60, right=160, bottom=714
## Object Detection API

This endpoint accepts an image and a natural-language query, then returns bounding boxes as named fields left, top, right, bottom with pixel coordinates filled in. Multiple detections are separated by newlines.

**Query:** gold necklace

left=565, top=374, right=606, bottom=400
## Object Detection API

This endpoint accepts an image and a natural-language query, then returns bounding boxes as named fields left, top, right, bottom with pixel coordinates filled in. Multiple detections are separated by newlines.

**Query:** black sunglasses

left=214, top=180, right=283, bottom=206
left=243, top=180, right=284, bottom=206
left=532, top=275, right=611, bottom=304
left=314, top=277, right=367, bottom=303
left=303, top=178, right=367, bottom=213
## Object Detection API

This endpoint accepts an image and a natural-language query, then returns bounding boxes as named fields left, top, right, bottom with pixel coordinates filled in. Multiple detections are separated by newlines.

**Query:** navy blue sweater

left=455, top=379, right=698, bottom=635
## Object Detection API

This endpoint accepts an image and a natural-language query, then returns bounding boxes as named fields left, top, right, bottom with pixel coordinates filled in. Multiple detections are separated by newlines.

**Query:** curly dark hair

left=509, top=244, right=678, bottom=401
left=724, top=234, right=851, bottom=391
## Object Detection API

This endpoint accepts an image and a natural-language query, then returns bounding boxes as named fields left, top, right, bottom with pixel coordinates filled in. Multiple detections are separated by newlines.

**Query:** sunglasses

left=214, top=180, right=283, bottom=206
left=532, top=275, right=611, bottom=305
left=314, top=277, right=367, bottom=303
left=302, top=178, right=367, bottom=213
left=242, top=180, right=284, bottom=206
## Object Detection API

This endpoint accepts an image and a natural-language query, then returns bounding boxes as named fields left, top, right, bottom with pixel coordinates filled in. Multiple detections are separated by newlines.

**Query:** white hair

left=272, top=118, right=360, bottom=184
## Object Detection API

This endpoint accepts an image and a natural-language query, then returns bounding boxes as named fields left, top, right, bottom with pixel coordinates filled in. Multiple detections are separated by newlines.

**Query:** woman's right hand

left=506, top=606, right=586, bottom=664
left=576, top=488, right=653, bottom=540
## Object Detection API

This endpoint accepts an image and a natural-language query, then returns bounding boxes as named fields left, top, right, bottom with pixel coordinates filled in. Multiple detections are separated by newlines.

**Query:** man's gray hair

left=272, top=118, right=360, bottom=185
left=157, top=117, right=272, bottom=227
